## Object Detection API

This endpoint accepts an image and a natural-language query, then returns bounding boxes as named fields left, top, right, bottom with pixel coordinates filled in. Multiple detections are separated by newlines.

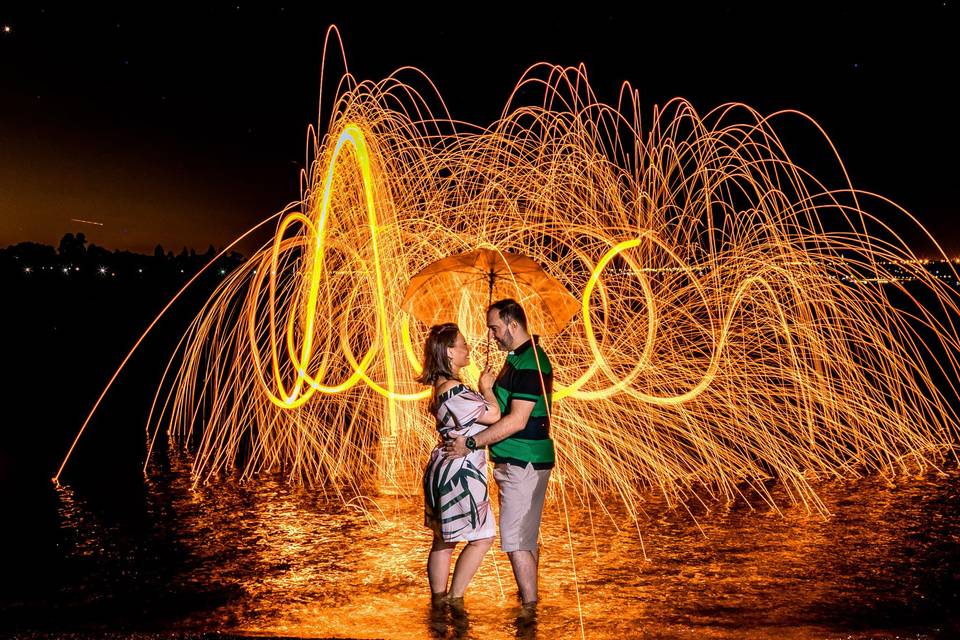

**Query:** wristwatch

left=465, top=436, right=478, bottom=451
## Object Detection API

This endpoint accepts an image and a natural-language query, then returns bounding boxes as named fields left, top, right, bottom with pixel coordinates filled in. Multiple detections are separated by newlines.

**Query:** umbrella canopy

left=401, top=248, right=579, bottom=334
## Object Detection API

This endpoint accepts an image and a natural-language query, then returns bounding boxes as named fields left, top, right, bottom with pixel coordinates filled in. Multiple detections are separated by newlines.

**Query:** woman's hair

left=416, top=322, right=460, bottom=385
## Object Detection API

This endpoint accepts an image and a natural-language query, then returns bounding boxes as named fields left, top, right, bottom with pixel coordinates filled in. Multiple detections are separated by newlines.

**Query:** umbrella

left=401, top=248, right=580, bottom=338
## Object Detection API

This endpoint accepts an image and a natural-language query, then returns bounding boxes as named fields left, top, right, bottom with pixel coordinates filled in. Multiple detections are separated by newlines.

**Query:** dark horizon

left=3, top=231, right=247, bottom=260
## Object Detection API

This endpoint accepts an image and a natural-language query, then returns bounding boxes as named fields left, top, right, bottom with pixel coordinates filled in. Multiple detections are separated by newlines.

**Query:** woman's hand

left=478, top=367, right=496, bottom=393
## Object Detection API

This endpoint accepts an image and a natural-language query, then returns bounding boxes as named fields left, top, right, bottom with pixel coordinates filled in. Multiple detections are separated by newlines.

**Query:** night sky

left=1, top=3, right=957, bottom=256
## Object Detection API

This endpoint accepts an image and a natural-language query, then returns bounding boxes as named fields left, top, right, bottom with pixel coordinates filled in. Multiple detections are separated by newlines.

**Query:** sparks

left=56, top=60, right=960, bottom=523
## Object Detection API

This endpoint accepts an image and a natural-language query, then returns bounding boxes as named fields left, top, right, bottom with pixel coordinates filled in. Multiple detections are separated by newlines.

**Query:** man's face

left=486, top=309, right=515, bottom=351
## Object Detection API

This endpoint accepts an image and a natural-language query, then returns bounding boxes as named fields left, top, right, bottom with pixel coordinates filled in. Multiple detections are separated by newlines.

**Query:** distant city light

left=98, top=266, right=108, bottom=275
left=24, top=267, right=32, bottom=274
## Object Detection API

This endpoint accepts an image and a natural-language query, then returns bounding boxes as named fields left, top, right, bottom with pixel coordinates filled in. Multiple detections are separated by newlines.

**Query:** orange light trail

left=56, top=47, right=960, bottom=520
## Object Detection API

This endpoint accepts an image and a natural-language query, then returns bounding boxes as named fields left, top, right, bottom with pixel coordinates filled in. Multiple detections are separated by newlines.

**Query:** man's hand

left=444, top=435, right=469, bottom=459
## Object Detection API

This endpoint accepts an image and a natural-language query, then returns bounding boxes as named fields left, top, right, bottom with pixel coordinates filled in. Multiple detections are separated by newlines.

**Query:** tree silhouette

left=58, top=233, right=88, bottom=260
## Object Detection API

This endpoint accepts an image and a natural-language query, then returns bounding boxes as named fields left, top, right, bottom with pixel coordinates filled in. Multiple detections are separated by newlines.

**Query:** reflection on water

left=50, top=455, right=960, bottom=639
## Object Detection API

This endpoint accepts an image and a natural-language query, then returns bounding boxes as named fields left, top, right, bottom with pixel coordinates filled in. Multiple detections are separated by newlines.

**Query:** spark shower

left=58, top=36, right=960, bottom=519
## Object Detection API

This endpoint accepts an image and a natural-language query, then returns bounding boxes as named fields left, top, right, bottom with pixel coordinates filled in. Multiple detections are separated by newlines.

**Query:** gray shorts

left=493, top=462, right=551, bottom=552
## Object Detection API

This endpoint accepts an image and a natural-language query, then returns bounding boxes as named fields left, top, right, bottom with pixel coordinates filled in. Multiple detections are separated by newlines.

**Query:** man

left=445, top=298, right=554, bottom=606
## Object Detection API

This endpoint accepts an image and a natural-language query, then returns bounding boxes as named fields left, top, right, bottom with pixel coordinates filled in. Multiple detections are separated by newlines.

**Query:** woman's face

left=446, top=332, right=471, bottom=370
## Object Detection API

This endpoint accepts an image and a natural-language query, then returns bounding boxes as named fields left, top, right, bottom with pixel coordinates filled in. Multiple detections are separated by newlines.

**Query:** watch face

left=466, top=436, right=476, bottom=450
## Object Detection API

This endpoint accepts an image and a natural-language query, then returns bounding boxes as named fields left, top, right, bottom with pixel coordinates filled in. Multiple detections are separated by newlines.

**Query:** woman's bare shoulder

left=435, top=379, right=463, bottom=395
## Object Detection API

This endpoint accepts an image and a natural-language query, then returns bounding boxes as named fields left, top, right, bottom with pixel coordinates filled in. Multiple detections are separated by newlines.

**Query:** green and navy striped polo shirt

left=489, top=337, right=555, bottom=469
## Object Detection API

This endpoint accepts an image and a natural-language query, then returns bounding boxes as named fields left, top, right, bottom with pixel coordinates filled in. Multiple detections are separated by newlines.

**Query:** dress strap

left=435, top=382, right=467, bottom=405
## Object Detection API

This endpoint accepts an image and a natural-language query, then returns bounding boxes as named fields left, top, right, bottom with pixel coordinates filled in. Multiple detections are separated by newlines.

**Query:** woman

left=418, top=322, right=500, bottom=605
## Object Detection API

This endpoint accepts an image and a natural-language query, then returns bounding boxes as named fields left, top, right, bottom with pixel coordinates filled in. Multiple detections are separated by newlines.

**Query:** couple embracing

left=418, top=298, right=554, bottom=611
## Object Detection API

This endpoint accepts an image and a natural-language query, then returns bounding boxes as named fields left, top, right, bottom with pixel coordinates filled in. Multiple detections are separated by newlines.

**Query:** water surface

left=8, top=456, right=957, bottom=639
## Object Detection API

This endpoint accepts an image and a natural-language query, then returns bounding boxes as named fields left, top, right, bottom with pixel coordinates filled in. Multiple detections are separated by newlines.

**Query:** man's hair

left=488, top=298, right=528, bottom=331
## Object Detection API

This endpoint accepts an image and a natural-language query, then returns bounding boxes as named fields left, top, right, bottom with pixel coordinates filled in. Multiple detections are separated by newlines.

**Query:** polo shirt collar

left=508, top=336, right=538, bottom=356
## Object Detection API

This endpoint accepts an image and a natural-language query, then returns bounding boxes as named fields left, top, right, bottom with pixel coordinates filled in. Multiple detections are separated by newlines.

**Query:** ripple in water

left=48, top=457, right=960, bottom=639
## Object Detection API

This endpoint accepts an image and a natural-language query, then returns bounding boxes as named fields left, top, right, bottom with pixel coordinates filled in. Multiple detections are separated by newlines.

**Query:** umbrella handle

left=485, top=268, right=495, bottom=368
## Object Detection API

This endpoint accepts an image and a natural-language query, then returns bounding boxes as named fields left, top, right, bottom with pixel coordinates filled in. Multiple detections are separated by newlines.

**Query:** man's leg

left=515, top=467, right=551, bottom=603
left=495, top=463, right=550, bottom=604
left=494, top=462, right=530, bottom=600
left=507, top=549, right=539, bottom=603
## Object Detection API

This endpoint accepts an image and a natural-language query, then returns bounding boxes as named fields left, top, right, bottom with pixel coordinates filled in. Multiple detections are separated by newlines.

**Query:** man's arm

left=444, top=399, right=535, bottom=458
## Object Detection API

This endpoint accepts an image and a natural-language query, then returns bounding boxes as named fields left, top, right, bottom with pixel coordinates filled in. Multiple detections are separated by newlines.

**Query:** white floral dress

left=423, top=383, right=495, bottom=542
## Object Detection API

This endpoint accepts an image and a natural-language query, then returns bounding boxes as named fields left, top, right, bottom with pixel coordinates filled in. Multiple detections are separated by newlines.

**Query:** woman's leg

left=448, top=536, right=494, bottom=597
left=428, top=538, right=458, bottom=596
